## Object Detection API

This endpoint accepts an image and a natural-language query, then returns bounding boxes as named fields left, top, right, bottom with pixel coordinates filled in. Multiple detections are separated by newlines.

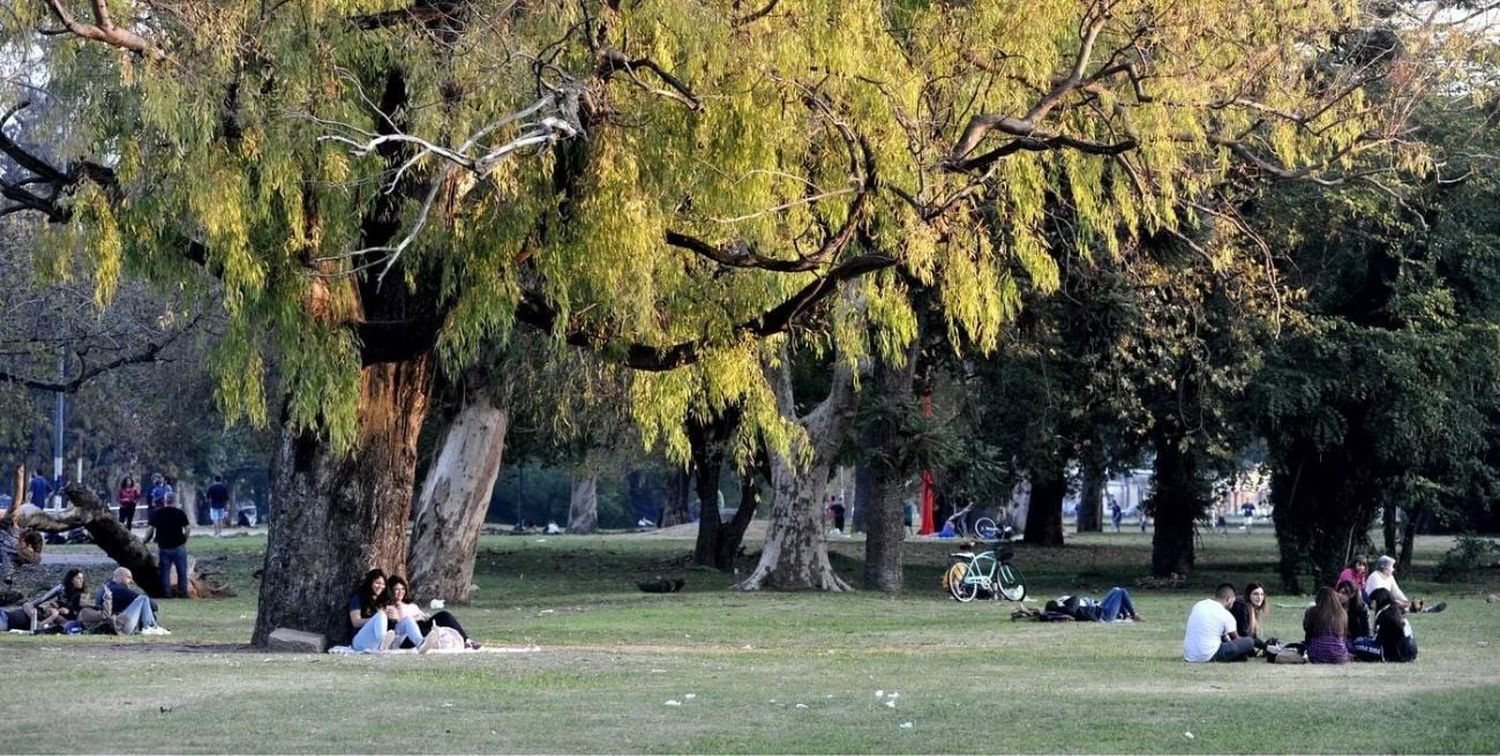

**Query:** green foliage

left=2, top=0, right=1486, bottom=462
left=1435, top=534, right=1500, bottom=583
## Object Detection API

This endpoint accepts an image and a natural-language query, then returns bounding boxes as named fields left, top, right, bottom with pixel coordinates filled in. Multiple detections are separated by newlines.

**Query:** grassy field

left=4, top=530, right=1499, bottom=753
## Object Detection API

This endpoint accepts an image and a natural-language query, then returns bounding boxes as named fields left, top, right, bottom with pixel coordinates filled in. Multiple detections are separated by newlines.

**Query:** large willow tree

left=0, top=0, right=1470, bottom=640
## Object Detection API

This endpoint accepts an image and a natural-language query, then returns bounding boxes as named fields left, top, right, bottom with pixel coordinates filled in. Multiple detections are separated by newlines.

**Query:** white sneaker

left=141, top=626, right=171, bottom=636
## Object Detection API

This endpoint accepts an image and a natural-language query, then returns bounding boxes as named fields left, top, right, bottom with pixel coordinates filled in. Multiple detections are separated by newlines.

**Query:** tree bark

left=1023, top=466, right=1068, bottom=547
left=1398, top=503, right=1422, bottom=571
left=567, top=473, right=599, bottom=534
left=735, top=357, right=855, bottom=591
left=1148, top=433, right=1205, bottom=578
left=689, top=406, right=747, bottom=570
left=1077, top=447, right=1104, bottom=533
left=661, top=468, right=691, bottom=527
left=1383, top=501, right=1398, bottom=557
left=407, top=390, right=509, bottom=603
left=252, top=356, right=433, bottom=646
left=861, top=343, right=920, bottom=592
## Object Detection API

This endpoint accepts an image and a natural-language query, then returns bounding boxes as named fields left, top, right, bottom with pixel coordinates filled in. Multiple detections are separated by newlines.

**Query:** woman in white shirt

left=1363, top=556, right=1408, bottom=608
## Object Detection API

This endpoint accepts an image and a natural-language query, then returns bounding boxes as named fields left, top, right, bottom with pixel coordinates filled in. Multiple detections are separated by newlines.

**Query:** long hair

left=356, top=569, right=386, bottom=616
left=1242, top=582, right=1270, bottom=637
left=119, top=475, right=135, bottom=490
left=62, top=567, right=85, bottom=597
left=382, top=574, right=412, bottom=607
left=1336, top=580, right=1364, bottom=611
left=1307, top=586, right=1348, bottom=638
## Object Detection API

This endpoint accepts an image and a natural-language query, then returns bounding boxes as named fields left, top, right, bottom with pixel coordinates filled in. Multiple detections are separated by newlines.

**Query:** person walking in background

left=205, top=475, right=231, bottom=538
left=146, top=495, right=191, bottom=598
left=147, top=474, right=172, bottom=514
left=29, top=468, right=51, bottom=510
left=1241, top=502, right=1255, bottom=533
left=116, top=475, right=142, bottom=530
left=1110, top=500, right=1123, bottom=532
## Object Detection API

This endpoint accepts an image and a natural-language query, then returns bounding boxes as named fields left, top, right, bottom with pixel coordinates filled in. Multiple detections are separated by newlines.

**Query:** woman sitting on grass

left=1229, top=582, right=1272, bottom=652
left=1369, top=589, right=1419, bottom=662
left=382, top=575, right=479, bottom=650
left=1302, top=587, right=1350, bottom=664
left=1337, top=580, right=1370, bottom=640
left=348, top=569, right=425, bottom=653
left=30, top=567, right=87, bottom=631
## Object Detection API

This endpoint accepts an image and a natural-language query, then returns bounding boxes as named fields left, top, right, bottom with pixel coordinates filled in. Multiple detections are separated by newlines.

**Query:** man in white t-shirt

left=1183, top=584, right=1255, bottom=662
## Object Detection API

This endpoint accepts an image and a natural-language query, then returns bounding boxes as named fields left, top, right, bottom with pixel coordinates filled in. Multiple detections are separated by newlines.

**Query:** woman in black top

left=1229, top=581, right=1272, bottom=651
left=31, top=568, right=87, bottom=630
left=1337, top=580, right=1370, bottom=639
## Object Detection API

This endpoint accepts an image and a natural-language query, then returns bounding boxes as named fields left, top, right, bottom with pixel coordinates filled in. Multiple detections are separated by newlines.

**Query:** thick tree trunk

left=252, top=357, right=433, bottom=646
left=736, top=357, right=855, bottom=592
left=1398, top=503, right=1422, bottom=571
left=407, top=391, right=509, bottom=603
left=851, top=462, right=873, bottom=534
left=1149, top=434, right=1205, bottom=578
left=861, top=343, right=920, bottom=592
left=661, top=468, right=691, bottom=527
left=1023, top=466, right=1067, bottom=547
left=567, top=474, right=599, bottom=534
left=1077, top=448, right=1104, bottom=533
left=689, top=407, right=744, bottom=569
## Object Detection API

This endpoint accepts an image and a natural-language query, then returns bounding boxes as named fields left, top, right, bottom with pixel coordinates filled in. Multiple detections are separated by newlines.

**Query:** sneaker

left=379, top=630, right=396, bottom=652
left=418, top=630, right=440, bottom=654
left=141, top=626, right=171, bottom=636
left=1424, top=602, right=1447, bottom=613
left=465, top=639, right=482, bottom=651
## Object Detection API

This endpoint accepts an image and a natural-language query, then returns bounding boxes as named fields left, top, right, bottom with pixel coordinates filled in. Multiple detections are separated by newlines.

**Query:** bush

left=1435, top=534, right=1500, bottom=583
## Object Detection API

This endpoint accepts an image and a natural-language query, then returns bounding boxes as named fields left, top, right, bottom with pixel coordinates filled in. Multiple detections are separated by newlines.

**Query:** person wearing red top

left=1335, top=557, right=1368, bottom=595
left=116, top=475, right=142, bottom=530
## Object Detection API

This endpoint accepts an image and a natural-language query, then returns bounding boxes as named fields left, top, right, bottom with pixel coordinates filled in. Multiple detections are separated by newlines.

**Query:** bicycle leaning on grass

left=943, top=528, right=1027, bottom=603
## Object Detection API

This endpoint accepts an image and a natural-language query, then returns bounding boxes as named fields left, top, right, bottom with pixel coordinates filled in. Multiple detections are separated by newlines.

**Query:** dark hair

left=119, top=475, right=135, bottom=488
left=62, top=568, right=86, bottom=597
left=1335, top=579, right=1365, bottom=610
left=1242, top=582, right=1270, bottom=635
left=1307, top=586, right=1348, bottom=638
left=213, top=475, right=223, bottom=482
left=381, top=575, right=412, bottom=607
left=356, top=569, right=386, bottom=617
left=1215, top=583, right=1237, bottom=602
left=1367, top=587, right=1393, bottom=611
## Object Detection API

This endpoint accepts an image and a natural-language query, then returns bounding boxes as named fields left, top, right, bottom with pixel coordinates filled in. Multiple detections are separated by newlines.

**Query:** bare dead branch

left=42, top=0, right=166, bottom=60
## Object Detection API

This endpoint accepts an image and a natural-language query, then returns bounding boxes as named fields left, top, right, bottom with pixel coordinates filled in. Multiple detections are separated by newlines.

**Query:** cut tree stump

left=267, top=628, right=328, bottom=653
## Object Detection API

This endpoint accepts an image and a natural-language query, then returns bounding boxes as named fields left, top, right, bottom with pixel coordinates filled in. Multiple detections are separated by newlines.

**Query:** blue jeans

left=159, top=546, right=189, bottom=597
left=351, top=612, right=424, bottom=652
left=1097, top=587, right=1136, bottom=622
left=118, top=595, right=158, bottom=635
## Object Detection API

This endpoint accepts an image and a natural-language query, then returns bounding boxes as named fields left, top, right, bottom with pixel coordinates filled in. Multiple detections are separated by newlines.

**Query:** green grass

left=5, top=531, right=1499, bottom=753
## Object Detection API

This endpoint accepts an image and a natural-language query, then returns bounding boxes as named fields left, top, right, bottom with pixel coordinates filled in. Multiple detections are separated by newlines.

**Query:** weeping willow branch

left=41, top=0, right=167, bottom=60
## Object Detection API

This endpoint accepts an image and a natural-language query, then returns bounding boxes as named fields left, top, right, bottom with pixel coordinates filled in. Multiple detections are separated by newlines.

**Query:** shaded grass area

left=5, top=532, right=1499, bottom=753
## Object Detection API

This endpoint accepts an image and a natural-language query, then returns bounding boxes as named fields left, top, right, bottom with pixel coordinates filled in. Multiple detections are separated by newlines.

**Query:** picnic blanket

left=328, top=643, right=542, bottom=655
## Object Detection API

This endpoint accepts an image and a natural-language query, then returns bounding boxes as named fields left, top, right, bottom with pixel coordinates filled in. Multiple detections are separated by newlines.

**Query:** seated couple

left=348, top=569, right=478, bottom=653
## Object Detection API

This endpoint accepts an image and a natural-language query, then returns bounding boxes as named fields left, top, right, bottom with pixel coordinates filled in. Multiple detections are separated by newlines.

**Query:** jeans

left=159, top=546, right=189, bottom=598
left=351, top=613, right=424, bottom=652
left=117, top=595, right=158, bottom=635
left=1212, top=636, right=1256, bottom=662
left=1097, top=587, right=1137, bottom=622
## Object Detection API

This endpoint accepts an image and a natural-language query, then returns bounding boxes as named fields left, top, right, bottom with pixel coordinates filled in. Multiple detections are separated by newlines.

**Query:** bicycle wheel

left=974, top=517, right=998, bottom=540
left=947, top=563, right=979, bottom=602
left=997, top=564, right=1027, bottom=602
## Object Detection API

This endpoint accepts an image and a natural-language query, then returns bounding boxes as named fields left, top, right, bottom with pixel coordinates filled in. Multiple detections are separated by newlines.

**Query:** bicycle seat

left=949, top=552, right=975, bottom=559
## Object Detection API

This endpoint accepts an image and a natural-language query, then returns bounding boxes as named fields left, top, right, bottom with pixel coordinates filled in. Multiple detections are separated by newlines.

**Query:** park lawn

left=5, top=532, right=1500, bottom=753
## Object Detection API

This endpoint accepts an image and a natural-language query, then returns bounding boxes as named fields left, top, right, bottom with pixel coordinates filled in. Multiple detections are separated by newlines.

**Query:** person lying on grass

left=382, top=575, right=480, bottom=650
left=1043, top=588, right=1143, bottom=622
left=348, top=569, right=426, bottom=652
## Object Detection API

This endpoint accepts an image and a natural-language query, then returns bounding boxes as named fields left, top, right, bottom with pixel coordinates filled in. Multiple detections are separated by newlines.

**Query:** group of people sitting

left=1185, top=554, right=1434, bottom=664
left=3, top=567, right=169, bottom=636
left=347, top=569, right=479, bottom=653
